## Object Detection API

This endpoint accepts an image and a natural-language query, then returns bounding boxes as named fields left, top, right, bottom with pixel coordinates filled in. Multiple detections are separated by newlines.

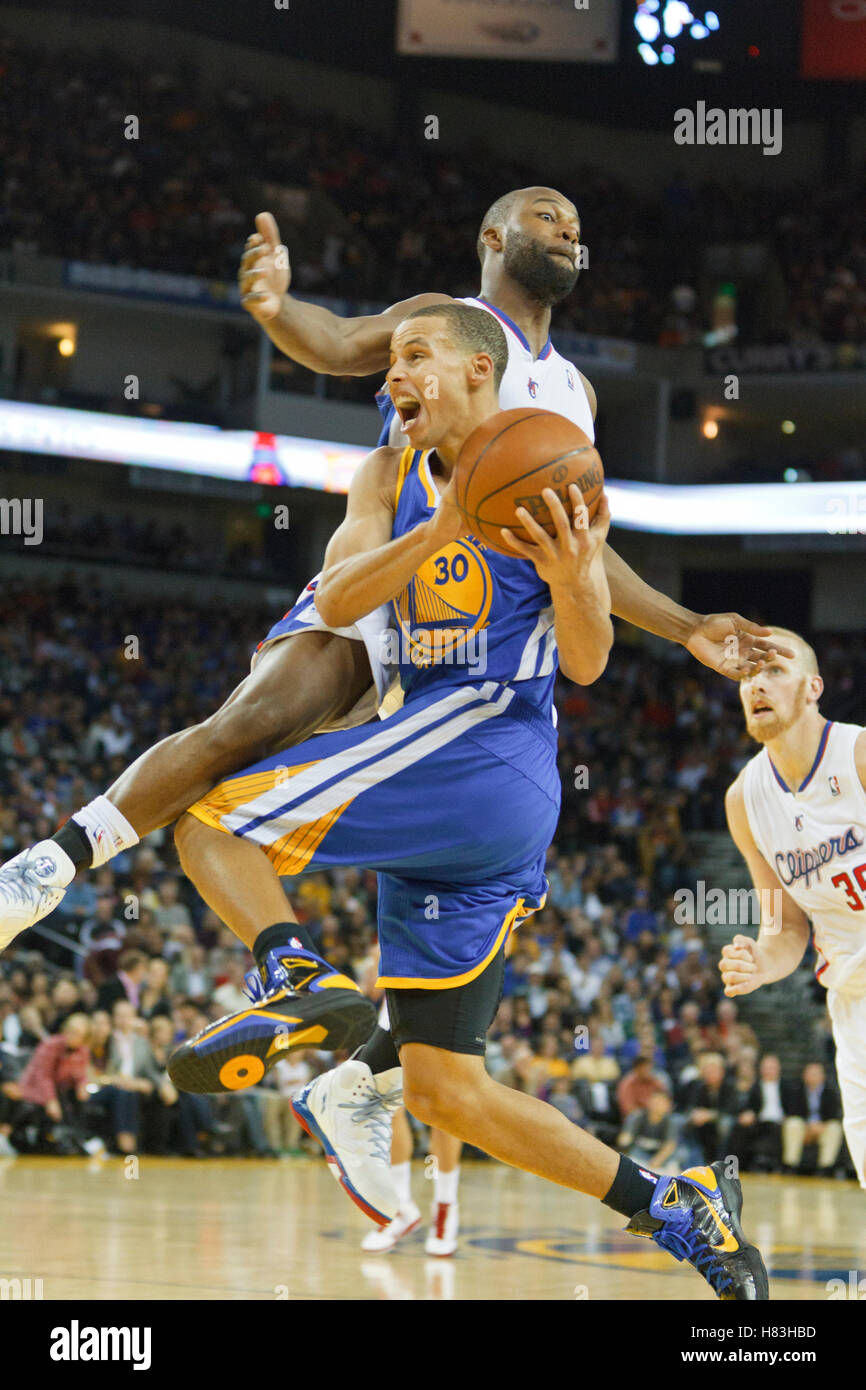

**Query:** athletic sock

left=434, top=1165, right=460, bottom=1206
left=51, top=819, right=92, bottom=870
left=392, top=1161, right=412, bottom=1208
left=64, top=796, right=139, bottom=869
left=357, top=1025, right=400, bottom=1075
left=253, top=921, right=319, bottom=964
left=601, top=1154, right=660, bottom=1219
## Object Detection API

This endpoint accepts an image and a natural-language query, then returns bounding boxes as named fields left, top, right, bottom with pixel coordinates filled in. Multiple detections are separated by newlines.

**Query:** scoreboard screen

left=626, top=1, right=799, bottom=70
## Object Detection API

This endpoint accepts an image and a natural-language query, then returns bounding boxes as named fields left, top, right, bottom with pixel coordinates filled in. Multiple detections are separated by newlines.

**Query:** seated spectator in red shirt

left=616, top=1056, right=666, bottom=1118
left=15, top=1013, right=92, bottom=1150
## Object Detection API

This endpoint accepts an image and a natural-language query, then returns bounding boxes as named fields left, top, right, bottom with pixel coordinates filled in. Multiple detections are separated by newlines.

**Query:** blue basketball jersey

left=388, top=446, right=557, bottom=713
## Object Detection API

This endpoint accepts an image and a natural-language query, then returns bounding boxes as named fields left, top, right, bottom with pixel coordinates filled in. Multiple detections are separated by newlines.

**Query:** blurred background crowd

left=0, top=576, right=858, bottom=1180
left=2, top=34, right=866, bottom=352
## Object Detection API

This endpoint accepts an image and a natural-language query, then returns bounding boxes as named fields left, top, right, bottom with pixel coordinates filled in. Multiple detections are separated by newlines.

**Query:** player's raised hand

left=238, top=212, right=290, bottom=322
left=686, top=614, right=795, bottom=681
left=502, top=485, right=610, bottom=589
left=719, top=934, right=766, bottom=997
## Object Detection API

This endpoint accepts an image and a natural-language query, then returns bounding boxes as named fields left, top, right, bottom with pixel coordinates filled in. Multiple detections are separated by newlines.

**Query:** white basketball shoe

left=0, top=842, right=75, bottom=951
left=425, top=1201, right=459, bottom=1256
left=292, top=1060, right=403, bottom=1225
left=361, top=1201, right=422, bottom=1252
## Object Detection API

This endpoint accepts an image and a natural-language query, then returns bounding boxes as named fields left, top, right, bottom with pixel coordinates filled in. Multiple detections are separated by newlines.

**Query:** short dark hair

left=403, top=302, right=508, bottom=391
left=119, top=950, right=146, bottom=973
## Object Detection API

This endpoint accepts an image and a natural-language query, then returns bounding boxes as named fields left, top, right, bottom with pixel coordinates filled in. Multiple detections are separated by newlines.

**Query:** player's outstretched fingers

left=255, top=210, right=282, bottom=245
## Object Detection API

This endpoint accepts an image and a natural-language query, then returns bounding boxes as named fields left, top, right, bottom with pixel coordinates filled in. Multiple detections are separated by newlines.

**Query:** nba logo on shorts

left=527, top=377, right=538, bottom=398
left=829, top=775, right=841, bottom=796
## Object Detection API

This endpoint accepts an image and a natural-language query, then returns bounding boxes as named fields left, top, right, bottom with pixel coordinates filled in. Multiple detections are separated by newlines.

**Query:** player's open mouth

left=394, top=396, right=423, bottom=429
left=751, top=704, right=773, bottom=716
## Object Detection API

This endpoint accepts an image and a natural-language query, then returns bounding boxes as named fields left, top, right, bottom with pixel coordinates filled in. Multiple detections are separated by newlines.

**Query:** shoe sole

left=291, top=1092, right=391, bottom=1227
left=712, top=1162, right=770, bottom=1301
left=168, top=989, right=376, bottom=1095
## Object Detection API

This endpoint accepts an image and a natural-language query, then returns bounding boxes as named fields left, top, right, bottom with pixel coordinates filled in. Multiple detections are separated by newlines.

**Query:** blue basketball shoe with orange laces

left=168, top=945, right=376, bottom=1094
left=625, top=1162, right=769, bottom=1299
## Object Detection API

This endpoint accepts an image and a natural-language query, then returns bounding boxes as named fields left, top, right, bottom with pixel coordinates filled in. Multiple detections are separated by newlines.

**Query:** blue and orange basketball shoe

left=168, top=945, right=376, bottom=1095
left=625, top=1162, right=769, bottom=1299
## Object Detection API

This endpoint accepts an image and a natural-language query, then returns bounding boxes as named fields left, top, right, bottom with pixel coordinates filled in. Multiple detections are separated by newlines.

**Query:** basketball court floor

left=0, top=1156, right=861, bottom=1300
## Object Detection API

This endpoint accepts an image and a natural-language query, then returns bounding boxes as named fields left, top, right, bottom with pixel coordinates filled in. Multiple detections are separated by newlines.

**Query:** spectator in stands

left=14, top=1012, right=92, bottom=1151
left=153, top=877, right=193, bottom=934
left=138, top=957, right=173, bottom=1021
left=212, top=957, right=252, bottom=1015
left=616, top=1055, right=666, bottom=1118
left=169, top=941, right=215, bottom=1000
left=782, top=1062, right=845, bottom=1177
left=96, top=949, right=149, bottom=1013
left=89, top=999, right=168, bottom=1154
left=619, top=1090, right=678, bottom=1172
left=259, top=1053, right=315, bottom=1155
left=680, top=1052, right=738, bottom=1165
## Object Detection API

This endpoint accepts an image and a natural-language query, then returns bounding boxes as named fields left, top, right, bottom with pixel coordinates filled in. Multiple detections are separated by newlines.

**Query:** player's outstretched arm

left=601, top=545, right=794, bottom=679
left=501, top=485, right=613, bottom=685
left=239, top=212, right=451, bottom=376
left=314, top=451, right=470, bottom=629
left=718, top=773, right=811, bottom=997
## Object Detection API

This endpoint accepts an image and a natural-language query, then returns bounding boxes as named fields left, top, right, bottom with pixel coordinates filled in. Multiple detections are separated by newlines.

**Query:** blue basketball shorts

left=188, top=680, right=560, bottom=987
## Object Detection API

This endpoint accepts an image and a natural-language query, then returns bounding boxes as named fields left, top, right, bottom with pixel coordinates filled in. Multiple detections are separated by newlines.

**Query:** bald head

left=476, top=186, right=579, bottom=264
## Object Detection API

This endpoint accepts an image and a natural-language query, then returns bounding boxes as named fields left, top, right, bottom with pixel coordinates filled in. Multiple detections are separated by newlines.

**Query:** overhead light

left=702, top=419, right=719, bottom=439
left=57, top=337, right=75, bottom=357
left=781, top=419, right=796, bottom=434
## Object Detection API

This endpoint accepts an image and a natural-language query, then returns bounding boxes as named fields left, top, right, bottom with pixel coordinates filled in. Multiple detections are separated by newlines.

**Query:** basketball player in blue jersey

left=0, top=186, right=789, bottom=966
left=0, top=187, right=785, bottom=1275
left=160, top=303, right=767, bottom=1299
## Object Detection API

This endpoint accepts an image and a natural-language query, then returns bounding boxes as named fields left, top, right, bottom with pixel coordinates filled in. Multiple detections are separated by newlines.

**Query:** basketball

left=454, top=408, right=605, bottom=557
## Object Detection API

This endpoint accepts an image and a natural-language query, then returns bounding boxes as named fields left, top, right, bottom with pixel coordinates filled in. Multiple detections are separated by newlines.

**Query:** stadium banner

left=1, top=398, right=864, bottom=536
left=553, top=330, right=636, bottom=372
left=704, top=342, right=866, bottom=375
left=801, top=0, right=866, bottom=80
left=64, top=261, right=244, bottom=312
left=396, top=0, right=619, bottom=62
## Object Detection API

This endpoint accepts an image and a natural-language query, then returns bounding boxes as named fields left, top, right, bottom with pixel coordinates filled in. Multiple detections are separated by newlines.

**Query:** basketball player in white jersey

left=719, top=629, right=866, bottom=1188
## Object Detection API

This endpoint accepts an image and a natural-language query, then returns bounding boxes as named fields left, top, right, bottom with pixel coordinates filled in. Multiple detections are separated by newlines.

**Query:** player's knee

left=403, top=1069, right=466, bottom=1131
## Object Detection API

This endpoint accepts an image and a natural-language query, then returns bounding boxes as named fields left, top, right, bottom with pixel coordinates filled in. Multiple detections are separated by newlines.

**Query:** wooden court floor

left=0, top=1155, right=862, bottom=1301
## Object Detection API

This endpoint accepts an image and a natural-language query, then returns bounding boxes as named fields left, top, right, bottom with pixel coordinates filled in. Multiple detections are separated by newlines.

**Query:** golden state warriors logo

left=394, top=539, right=492, bottom=667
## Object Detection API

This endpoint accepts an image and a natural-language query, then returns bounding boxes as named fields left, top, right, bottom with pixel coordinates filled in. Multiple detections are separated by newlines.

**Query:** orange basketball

left=454, top=408, right=604, bottom=557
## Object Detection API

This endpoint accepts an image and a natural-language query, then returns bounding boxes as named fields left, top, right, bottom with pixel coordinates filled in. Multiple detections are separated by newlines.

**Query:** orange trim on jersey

left=267, top=796, right=355, bottom=875
left=186, top=760, right=319, bottom=831
left=393, top=445, right=417, bottom=508
left=375, top=894, right=537, bottom=990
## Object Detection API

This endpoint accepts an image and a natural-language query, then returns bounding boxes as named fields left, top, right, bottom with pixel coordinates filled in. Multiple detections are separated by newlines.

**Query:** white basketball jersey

left=742, top=721, right=866, bottom=997
left=459, top=296, right=596, bottom=441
